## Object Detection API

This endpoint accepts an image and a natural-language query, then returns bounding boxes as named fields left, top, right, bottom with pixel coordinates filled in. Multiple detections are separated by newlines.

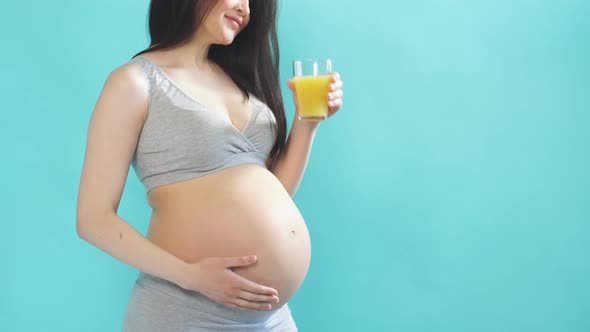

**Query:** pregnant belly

left=146, top=164, right=312, bottom=309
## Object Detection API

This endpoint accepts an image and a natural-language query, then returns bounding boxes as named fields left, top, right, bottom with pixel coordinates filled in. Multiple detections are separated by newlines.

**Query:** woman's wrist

left=293, top=113, right=321, bottom=132
left=169, top=257, right=193, bottom=290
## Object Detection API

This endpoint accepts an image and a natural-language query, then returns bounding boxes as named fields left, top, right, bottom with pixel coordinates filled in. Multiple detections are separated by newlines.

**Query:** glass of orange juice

left=292, top=58, right=333, bottom=121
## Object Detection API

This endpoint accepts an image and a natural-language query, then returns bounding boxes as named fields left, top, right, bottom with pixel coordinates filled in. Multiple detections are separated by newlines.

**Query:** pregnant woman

left=75, top=0, right=343, bottom=331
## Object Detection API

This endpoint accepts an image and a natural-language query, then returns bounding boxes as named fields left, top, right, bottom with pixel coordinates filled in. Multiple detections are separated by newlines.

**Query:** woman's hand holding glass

left=287, top=58, right=344, bottom=122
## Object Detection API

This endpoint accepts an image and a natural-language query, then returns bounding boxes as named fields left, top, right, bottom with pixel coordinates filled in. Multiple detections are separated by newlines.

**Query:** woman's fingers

left=328, top=89, right=343, bottom=100
left=329, top=98, right=342, bottom=106
left=329, top=98, right=343, bottom=109
left=287, top=79, right=295, bottom=91
left=327, top=72, right=343, bottom=115
left=328, top=72, right=343, bottom=106
left=236, top=289, right=280, bottom=304
left=226, top=298, right=273, bottom=311
left=232, top=273, right=278, bottom=297
left=223, top=290, right=279, bottom=312
left=222, top=255, right=258, bottom=268
left=329, top=78, right=343, bottom=91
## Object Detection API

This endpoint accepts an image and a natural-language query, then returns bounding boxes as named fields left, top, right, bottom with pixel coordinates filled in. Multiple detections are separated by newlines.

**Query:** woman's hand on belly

left=179, top=254, right=281, bottom=311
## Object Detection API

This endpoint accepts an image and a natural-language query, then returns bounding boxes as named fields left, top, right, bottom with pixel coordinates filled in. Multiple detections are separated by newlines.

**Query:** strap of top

left=128, top=56, right=156, bottom=96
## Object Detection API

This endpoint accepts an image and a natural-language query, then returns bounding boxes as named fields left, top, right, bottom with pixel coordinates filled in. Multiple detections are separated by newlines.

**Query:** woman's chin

left=216, top=33, right=237, bottom=45
left=215, top=39, right=233, bottom=46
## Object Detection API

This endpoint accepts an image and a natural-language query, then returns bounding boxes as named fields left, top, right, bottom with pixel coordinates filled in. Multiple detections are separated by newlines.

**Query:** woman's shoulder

left=104, top=58, right=151, bottom=95
left=91, top=59, right=150, bottom=118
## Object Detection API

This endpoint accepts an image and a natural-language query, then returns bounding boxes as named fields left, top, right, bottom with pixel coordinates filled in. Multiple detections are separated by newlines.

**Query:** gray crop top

left=127, top=56, right=278, bottom=193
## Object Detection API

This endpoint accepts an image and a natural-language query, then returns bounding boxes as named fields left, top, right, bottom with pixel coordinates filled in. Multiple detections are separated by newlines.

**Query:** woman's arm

left=76, top=63, right=190, bottom=289
left=269, top=73, right=344, bottom=197
left=268, top=117, right=319, bottom=197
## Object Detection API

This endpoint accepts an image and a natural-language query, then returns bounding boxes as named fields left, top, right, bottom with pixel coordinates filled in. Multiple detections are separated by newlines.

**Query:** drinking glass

left=292, top=58, right=333, bottom=121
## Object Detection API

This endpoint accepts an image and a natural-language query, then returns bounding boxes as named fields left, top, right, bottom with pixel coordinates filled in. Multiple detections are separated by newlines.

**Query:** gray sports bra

left=128, top=56, right=278, bottom=193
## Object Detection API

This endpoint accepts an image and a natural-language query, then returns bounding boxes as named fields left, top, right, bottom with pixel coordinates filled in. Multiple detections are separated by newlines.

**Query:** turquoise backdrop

left=1, top=0, right=589, bottom=331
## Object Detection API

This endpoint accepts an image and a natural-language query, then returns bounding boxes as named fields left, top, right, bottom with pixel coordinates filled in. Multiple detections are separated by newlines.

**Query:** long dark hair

left=133, top=0, right=286, bottom=168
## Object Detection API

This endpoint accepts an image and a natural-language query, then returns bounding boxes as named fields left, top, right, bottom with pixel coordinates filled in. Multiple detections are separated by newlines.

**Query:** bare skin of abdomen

left=145, top=163, right=312, bottom=309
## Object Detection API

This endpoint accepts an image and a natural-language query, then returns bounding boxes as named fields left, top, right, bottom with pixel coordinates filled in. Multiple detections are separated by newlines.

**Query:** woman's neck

left=163, top=30, right=215, bottom=71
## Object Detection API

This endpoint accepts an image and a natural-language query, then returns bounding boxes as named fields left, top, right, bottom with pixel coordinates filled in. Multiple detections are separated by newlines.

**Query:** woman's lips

left=225, top=16, right=240, bottom=29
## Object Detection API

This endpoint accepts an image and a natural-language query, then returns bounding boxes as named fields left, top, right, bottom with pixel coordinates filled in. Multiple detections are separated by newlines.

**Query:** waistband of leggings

left=136, top=271, right=288, bottom=323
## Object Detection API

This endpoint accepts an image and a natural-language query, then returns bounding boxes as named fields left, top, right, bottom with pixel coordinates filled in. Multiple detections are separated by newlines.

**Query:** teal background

left=1, top=0, right=588, bottom=331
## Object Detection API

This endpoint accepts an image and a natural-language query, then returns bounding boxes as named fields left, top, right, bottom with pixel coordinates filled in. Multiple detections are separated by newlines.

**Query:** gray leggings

left=122, top=272, right=298, bottom=331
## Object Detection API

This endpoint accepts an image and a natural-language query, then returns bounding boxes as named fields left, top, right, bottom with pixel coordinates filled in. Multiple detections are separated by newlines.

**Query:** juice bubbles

left=293, top=74, right=332, bottom=121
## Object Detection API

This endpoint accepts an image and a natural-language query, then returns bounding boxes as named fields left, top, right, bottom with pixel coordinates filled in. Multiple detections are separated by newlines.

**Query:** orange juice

left=293, top=74, right=332, bottom=120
